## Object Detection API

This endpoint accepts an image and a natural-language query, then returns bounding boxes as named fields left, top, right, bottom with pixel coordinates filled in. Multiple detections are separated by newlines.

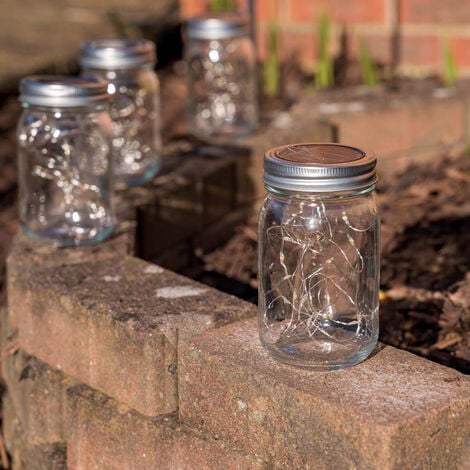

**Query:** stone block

left=3, top=392, right=20, bottom=458
left=291, top=86, right=468, bottom=179
left=23, top=443, right=67, bottom=470
left=2, top=349, right=75, bottom=446
left=135, top=151, right=239, bottom=263
left=239, top=115, right=336, bottom=201
left=151, top=240, right=194, bottom=273
left=179, top=318, right=470, bottom=469
left=0, top=306, right=18, bottom=367
left=3, top=393, right=67, bottom=470
left=66, top=384, right=267, bottom=470
left=6, top=229, right=134, bottom=331
left=290, top=0, right=386, bottom=23
left=9, top=245, right=255, bottom=416
left=334, top=93, right=465, bottom=161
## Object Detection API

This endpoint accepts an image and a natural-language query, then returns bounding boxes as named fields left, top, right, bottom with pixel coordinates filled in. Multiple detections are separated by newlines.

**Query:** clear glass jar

left=17, top=76, right=115, bottom=246
left=80, top=38, right=162, bottom=186
left=258, top=144, right=380, bottom=370
left=185, top=15, right=258, bottom=140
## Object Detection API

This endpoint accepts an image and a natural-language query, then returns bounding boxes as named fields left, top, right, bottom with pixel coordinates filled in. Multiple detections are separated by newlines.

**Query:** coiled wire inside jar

left=259, top=143, right=380, bottom=370
left=17, top=76, right=115, bottom=246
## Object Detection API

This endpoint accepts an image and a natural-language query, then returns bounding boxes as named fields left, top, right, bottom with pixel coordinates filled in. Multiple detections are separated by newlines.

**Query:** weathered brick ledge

left=3, top=233, right=470, bottom=468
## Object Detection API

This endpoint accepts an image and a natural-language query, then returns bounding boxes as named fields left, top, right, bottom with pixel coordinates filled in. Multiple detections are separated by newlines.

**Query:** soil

left=201, top=152, right=470, bottom=374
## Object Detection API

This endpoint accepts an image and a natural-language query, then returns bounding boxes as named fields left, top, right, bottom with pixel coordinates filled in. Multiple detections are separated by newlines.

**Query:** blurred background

left=1, top=0, right=469, bottom=91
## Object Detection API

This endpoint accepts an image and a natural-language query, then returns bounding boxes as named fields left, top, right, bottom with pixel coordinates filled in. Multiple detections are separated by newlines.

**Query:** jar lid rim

left=19, top=75, right=109, bottom=107
left=263, top=143, right=377, bottom=192
left=79, top=38, right=156, bottom=70
left=186, top=14, right=249, bottom=39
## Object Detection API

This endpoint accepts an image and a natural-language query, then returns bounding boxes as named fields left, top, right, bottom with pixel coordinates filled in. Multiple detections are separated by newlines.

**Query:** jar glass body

left=81, top=66, right=162, bottom=186
left=258, top=187, right=380, bottom=370
left=185, top=35, right=258, bottom=140
left=17, top=104, right=115, bottom=246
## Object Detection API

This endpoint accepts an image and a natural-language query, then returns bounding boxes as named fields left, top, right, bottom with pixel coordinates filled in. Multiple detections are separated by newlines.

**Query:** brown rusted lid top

left=263, top=143, right=377, bottom=193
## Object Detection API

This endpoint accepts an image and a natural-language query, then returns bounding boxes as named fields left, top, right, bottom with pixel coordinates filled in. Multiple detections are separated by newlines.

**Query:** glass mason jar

left=79, top=38, right=162, bottom=186
left=17, top=76, right=115, bottom=246
left=258, top=143, right=380, bottom=370
left=185, top=15, right=258, bottom=140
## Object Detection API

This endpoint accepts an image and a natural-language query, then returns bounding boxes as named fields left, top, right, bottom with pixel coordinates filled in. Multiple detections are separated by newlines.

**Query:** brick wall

left=180, top=0, right=470, bottom=77
left=4, top=235, right=470, bottom=469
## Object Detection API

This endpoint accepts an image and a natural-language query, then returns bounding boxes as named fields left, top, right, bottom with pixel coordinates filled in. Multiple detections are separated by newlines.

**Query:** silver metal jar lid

left=19, top=76, right=109, bottom=108
left=263, top=143, right=377, bottom=193
left=186, top=15, right=249, bottom=40
left=79, top=38, right=156, bottom=70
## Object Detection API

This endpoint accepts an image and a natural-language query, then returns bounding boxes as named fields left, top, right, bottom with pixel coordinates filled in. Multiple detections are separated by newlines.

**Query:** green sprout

left=209, top=0, right=237, bottom=12
left=263, top=22, right=281, bottom=97
left=442, top=39, right=457, bottom=87
left=315, top=14, right=334, bottom=89
left=359, top=40, right=378, bottom=86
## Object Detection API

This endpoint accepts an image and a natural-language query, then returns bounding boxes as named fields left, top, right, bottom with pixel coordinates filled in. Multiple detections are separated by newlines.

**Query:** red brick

left=2, top=349, right=75, bottom=446
left=180, top=0, right=249, bottom=18
left=136, top=153, right=238, bottom=262
left=9, top=243, right=254, bottom=416
left=179, top=0, right=207, bottom=18
left=6, top=230, right=133, bottom=331
left=450, top=37, right=470, bottom=68
left=280, top=31, right=317, bottom=64
left=1, top=307, right=72, bottom=448
left=179, top=318, right=470, bottom=468
left=255, top=29, right=268, bottom=61
left=324, top=91, right=466, bottom=159
left=3, top=393, right=67, bottom=470
left=400, top=0, right=470, bottom=24
left=240, top=117, right=335, bottom=199
left=2, top=392, right=20, bottom=456
left=400, top=34, right=440, bottom=67
left=66, top=384, right=267, bottom=470
left=290, top=0, right=385, bottom=24
left=24, top=443, right=67, bottom=470
left=350, top=33, right=393, bottom=64
left=256, top=0, right=279, bottom=22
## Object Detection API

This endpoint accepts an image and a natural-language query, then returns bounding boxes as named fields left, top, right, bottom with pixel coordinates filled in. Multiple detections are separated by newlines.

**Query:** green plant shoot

left=359, top=40, right=378, bottom=86
left=443, top=39, right=457, bottom=87
left=209, top=0, right=237, bottom=12
left=315, top=14, right=334, bottom=89
left=264, top=22, right=281, bottom=97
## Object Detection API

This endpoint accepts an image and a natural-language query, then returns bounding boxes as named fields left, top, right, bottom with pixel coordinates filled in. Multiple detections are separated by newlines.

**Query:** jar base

left=22, top=222, right=115, bottom=247
left=115, top=161, right=161, bottom=187
left=260, top=335, right=378, bottom=371
left=191, top=123, right=257, bottom=143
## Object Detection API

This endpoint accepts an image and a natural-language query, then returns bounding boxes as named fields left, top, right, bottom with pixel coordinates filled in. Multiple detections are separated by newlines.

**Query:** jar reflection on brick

left=80, top=38, right=162, bottom=187
left=185, top=15, right=258, bottom=140
left=17, top=76, right=115, bottom=246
